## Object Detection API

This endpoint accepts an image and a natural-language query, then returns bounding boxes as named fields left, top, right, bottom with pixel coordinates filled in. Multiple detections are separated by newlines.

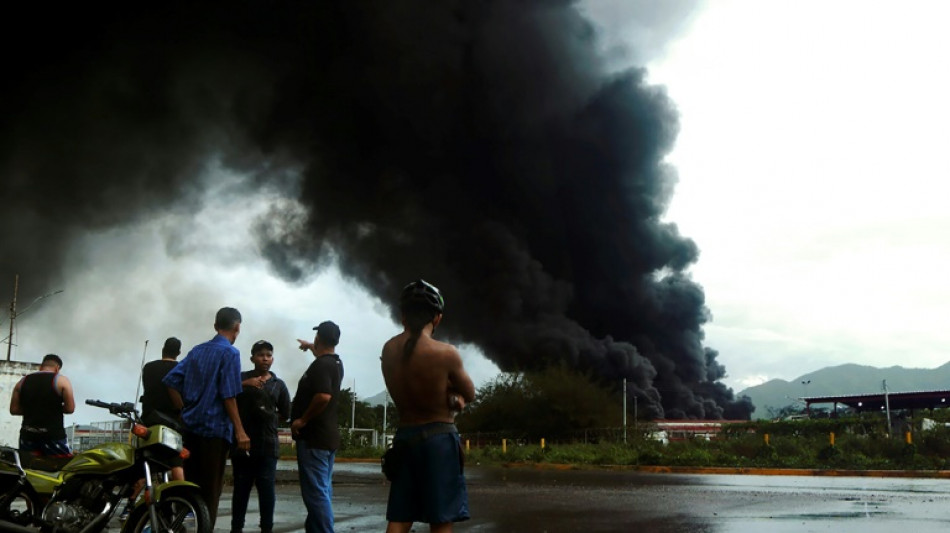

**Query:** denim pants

left=230, top=453, right=278, bottom=532
left=296, top=442, right=335, bottom=533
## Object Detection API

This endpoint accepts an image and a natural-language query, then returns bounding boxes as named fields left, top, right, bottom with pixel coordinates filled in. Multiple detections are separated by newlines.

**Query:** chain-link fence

left=66, top=420, right=131, bottom=451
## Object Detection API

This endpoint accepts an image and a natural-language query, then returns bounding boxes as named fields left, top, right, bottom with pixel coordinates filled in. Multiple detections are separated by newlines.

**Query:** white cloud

left=734, top=374, right=770, bottom=390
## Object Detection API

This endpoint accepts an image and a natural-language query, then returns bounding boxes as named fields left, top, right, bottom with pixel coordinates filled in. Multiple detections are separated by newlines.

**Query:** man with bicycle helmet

left=380, top=280, right=475, bottom=533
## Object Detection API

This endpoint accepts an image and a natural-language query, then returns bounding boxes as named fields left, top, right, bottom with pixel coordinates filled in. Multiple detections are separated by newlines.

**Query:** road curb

left=491, top=461, right=950, bottom=478
left=277, top=457, right=950, bottom=479
left=635, top=465, right=950, bottom=477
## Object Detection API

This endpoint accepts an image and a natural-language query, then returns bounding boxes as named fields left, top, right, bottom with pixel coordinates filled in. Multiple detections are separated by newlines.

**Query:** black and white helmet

left=400, top=279, right=445, bottom=313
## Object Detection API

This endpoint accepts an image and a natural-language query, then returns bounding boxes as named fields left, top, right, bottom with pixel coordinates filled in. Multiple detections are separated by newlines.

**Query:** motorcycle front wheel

left=0, top=488, right=39, bottom=526
left=121, top=486, right=211, bottom=533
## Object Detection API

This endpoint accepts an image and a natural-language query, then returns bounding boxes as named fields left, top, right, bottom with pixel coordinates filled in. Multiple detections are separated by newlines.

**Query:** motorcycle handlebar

left=85, top=399, right=137, bottom=415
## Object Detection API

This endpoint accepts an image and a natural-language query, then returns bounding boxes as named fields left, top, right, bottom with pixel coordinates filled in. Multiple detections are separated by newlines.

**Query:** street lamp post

left=4, top=275, right=64, bottom=361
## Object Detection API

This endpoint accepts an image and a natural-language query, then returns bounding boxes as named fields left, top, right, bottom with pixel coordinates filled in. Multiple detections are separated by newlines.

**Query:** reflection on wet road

left=209, top=462, right=950, bottom=532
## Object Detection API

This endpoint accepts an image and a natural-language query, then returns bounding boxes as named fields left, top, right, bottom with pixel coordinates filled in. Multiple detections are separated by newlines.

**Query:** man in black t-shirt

left=291, top=321, right=344, bottom=533
left=120, top=337, right=186, bottom=518
left=140, top=337, right=184, bottom=479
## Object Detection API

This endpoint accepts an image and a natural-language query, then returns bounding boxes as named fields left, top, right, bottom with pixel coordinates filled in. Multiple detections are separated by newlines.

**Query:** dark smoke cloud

left=0, top=1, right=751, bottom=419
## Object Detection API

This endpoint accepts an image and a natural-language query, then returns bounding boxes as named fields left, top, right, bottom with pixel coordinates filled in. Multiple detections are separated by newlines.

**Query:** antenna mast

left=6, top=275, right=18, bottom=361
left=134, top=340, right=149, bottom=407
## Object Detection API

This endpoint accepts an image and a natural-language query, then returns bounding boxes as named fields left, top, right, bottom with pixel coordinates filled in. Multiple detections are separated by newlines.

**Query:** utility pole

left=5, top=275, right=17, bottom=362
left=351, top=379, right=357, bottom=431
left=883, top=379, right=892, bottom=437
left=622, top=379, right=627, bottom=444
left=382, top=389, right=389, bottom=446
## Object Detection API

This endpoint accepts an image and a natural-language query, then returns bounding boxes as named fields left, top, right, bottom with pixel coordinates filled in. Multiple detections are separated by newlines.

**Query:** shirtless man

left=380, top=280, right=476, bottom=533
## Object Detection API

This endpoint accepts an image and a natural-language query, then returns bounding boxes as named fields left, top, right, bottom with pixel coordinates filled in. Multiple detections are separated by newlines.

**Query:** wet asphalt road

left=186, top=462, right=950, bottom=532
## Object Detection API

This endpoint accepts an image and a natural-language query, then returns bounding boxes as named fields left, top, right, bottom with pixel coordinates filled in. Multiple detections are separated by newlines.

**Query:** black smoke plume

left=0, top=1, right=752, bottom=419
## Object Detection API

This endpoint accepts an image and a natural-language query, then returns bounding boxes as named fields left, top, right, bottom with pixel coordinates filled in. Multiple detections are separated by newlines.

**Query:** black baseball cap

left=313, top=321, right=340, bottom=346
left=252, top=339, right=274, bottom=354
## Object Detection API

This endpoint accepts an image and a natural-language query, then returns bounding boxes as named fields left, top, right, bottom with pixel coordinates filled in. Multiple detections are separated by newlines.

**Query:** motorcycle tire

left=120, top=486, right=211, bottom=533
left=0, top=489, right=39, bottom=526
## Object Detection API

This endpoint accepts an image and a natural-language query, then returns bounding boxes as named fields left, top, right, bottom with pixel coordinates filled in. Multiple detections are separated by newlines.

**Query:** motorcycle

left=0, top=399, right=210, bottom=533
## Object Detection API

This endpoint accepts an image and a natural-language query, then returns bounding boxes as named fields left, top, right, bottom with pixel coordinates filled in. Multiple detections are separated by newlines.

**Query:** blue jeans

left=296, top=442, right=334, bottom=533
left=230, top=453, right=278, bottom=532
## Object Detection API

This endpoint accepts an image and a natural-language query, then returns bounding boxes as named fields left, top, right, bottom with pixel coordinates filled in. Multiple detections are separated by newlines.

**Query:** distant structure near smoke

left=0, top=2, right=751, bottom=419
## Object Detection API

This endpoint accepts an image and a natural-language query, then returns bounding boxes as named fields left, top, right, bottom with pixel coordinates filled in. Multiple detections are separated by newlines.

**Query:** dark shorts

left=18, top=437, right=71, bottom=457
left=386, top=423, right=470, bottom=524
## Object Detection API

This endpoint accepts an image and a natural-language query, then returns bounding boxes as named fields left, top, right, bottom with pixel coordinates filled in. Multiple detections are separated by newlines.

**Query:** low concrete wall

left=0, top=360, right=40, bottom=446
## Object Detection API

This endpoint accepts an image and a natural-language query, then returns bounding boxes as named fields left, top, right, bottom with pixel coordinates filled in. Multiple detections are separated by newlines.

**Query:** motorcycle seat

left=21, top=454, right=73, bottom=472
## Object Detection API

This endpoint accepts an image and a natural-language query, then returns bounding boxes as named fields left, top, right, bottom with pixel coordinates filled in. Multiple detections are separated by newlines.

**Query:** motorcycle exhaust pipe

left=78, top=502, right=114, bottom=533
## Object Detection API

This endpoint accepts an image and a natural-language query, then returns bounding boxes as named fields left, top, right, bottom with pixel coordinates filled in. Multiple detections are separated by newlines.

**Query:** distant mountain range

left=738, top=362, right=950, bottom=419
left=364, top=363, right=950, bottom=420
left=362, top=390, right=389, bottom=407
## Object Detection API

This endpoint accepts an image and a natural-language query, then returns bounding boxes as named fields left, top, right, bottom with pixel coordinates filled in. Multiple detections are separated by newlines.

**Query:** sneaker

left=118, top=499, right=134, bottom=520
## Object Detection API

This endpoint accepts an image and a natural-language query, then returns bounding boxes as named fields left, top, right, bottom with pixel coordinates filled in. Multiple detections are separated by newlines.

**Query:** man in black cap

left=140, top=337, right=185, bottom=480
left=291, top=321, right=344, bottom=533
left=230, top=339, right=291, bottom=533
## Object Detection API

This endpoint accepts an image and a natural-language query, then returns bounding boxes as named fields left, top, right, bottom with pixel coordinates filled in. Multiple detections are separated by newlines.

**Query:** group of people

left=9, top=279, right=476, bottom=533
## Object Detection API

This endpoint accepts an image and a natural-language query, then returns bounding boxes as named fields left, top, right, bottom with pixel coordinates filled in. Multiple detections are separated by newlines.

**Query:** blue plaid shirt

left=163, top=334, right=242, bottom=442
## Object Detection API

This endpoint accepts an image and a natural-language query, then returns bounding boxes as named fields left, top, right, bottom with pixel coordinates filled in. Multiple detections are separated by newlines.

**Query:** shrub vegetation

left=296, top=370, right=950, bottom=471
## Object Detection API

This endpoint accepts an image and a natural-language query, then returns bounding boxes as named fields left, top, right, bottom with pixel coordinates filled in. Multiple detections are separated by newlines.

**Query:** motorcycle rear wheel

left=120, top=487, right=211, bottom=533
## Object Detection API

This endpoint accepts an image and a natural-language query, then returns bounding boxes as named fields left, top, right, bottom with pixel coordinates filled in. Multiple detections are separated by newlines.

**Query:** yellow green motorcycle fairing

left=24, top=442, right=135, bottom=495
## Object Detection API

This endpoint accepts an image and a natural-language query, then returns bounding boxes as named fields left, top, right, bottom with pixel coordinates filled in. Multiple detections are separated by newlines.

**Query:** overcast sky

left=649, top=0, right=950, bottom=390
left=6, top=1, right=949, bottom=424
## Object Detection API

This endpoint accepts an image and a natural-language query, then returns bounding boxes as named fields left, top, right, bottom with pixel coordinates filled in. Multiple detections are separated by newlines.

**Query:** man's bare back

left=381, top=329, right=475, bottom=426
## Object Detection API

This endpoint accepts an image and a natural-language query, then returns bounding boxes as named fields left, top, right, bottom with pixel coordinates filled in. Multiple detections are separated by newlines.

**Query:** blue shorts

left=18, top=437, right=71, bottom=458
left=386, top=423, right=470, bottom=524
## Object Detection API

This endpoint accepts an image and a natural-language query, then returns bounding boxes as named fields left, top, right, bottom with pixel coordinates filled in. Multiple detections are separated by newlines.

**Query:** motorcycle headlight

left=158, top=427, right=183, bottom=452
